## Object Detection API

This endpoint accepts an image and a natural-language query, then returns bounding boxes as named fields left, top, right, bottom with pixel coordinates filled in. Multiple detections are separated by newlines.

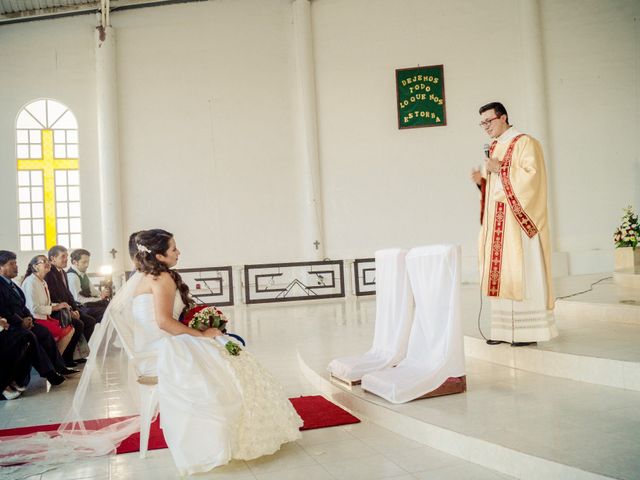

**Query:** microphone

left=483, top=143, right=491, bottom=176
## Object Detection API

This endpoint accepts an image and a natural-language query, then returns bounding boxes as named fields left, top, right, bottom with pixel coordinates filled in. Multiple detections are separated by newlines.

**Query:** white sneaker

left=2, top=388, right=22, bottom=400
left=10, top=382, right=27, bottom=392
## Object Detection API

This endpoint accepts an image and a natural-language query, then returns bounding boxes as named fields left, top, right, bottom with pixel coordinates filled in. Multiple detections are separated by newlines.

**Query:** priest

left=475, top=102, right=558, bottom=346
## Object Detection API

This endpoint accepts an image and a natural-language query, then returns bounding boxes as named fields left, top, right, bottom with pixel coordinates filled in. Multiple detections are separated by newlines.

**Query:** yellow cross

left=17, top=129, right=78, bottom=249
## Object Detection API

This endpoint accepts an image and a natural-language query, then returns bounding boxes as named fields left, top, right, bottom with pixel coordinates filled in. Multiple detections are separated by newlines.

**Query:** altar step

left=298, top=350, right=640, bottom=480
left=613, top=269, right=640, bottom=289
left=554, top=274, right=639, bottom=326
left=555, top=287, right=640, bottom=326
left=461, top=275, right=640, bottom=391
left=464, top=335, right=640, bottom=391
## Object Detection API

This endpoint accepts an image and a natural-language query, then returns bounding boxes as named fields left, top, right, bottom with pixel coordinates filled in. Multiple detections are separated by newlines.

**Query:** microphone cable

left=555, top=276, right=612, bottom=300
left=476, top=160, right=491, bottom=342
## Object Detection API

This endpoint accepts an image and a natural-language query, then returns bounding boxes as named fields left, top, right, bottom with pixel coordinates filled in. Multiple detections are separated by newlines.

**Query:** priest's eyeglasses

left=479, top=117, right=500, bottom=127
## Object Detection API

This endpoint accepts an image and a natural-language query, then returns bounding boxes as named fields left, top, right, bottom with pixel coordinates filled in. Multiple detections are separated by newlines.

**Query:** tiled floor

left=1, top=400, right=513, bottom=480
left=1, top=298, right=513, bottom=480
left=3, top=273, right=639, bottom=479
left=297, top=275, right=640, bottom=480
left=304, top=350, right=640, bottom=479
left=19, top=423, right=512, bottom=480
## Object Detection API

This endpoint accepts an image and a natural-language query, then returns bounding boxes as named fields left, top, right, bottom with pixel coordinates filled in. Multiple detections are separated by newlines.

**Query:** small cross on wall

left=109, top=248, right=118, bottom=259
left=313, top=240, right=320, bottom=250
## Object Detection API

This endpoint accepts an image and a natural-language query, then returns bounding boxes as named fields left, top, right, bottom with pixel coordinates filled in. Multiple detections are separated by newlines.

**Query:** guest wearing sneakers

left=0, top=316, right=33, bottom=400
left=0, top=251, right=71, bottom=388
left=67, top=249, right=109, bottom=323
left=45, top=245, right=96, bottom=367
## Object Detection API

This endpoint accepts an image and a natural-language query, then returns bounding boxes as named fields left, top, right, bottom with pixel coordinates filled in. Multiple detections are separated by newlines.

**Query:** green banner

left=396, top=65, right=446, bottom=129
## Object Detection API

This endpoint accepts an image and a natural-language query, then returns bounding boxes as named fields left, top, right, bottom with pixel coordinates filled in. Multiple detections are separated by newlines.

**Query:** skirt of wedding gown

left=156, top=335, right=303, bottom=475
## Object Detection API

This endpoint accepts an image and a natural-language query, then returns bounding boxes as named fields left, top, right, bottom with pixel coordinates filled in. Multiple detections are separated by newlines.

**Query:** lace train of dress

left=132, top=294, right=302, bottom=475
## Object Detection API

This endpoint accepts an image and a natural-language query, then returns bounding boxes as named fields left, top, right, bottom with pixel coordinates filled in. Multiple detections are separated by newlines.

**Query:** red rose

left=181, top=304, right=208, bottom=325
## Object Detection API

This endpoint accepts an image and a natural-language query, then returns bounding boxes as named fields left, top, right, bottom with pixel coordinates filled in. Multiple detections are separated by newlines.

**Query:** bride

left=129, top=229, right=302, bottom=474
left=0, top=229, right=301, bottom=478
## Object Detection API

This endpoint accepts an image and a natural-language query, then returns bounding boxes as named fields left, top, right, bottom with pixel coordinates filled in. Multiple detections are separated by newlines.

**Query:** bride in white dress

left=0, top=229, right=301, bottom=478
left=130, top=229, right=302, bottom=475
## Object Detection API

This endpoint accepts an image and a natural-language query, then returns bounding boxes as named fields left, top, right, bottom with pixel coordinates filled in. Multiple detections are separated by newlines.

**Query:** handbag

left=58, top=307, right=73, bottom=328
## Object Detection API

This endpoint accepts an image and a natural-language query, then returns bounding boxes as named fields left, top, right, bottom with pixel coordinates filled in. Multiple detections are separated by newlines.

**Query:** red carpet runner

left=0, top=395, right=359, bottom=455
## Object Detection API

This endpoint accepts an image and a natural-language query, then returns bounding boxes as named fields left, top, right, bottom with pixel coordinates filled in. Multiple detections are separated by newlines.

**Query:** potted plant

left=614, top=205, right=640, bottom=273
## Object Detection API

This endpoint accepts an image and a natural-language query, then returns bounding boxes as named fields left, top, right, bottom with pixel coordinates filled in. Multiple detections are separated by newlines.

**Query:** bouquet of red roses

left=181, top=305, right=241, bottom=356
left=182, top=305, right=227, bottom=332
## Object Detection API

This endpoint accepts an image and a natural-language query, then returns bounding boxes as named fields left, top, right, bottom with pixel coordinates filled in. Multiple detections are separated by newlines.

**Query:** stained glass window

left=16, top=99, right=82, bottom=251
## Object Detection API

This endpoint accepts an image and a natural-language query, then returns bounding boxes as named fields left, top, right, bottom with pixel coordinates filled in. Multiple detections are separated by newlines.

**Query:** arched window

left=16, top=99, right=82, bottom=251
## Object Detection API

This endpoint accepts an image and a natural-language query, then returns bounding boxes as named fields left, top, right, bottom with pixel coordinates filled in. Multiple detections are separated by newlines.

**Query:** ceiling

left=0, top=0, right=198, bottom=25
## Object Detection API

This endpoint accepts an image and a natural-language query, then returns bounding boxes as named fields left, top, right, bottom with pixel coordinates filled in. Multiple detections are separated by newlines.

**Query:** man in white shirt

left=67, top=249, right=109, bottom=323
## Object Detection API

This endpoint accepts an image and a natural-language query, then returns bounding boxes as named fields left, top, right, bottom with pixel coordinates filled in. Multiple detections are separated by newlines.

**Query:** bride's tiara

left=137, top=244, right=151, bottom=254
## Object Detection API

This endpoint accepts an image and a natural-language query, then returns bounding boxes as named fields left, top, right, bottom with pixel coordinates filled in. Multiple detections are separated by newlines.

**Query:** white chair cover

left=361, top=245, right=465, bottom=403
left=327, top=248, right=413, bottom=382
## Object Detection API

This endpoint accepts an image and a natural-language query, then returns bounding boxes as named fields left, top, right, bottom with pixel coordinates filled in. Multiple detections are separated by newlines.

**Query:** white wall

left=0, top=0, right=638, bottom=279
left=311, top=0, right=525, bottom=280
left=310, top=0, right=639, bottom=279
left=112, top=0, right=305, bottom=268
left=541, top=0, right=640, bottom=274
left=0, top=16, right=100, bottom=269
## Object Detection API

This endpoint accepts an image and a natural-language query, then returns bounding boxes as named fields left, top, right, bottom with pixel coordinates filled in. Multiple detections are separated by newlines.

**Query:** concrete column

left=293, top=0, right=325, bottom=260
left=519, top=0, right=562, bottom=265
left=95, top=26, right=125, bottom=280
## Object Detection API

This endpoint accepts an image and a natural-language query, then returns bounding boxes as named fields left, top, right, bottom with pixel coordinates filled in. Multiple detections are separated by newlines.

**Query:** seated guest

left=45, top=245, right=96, bottom=367
left=67, top=249, right=109, bottom=323
left=0, top=316, right=33, bottom=400
left=0, top=251, right=70, bottom=387
left=22, top=255, right=76, bottom=356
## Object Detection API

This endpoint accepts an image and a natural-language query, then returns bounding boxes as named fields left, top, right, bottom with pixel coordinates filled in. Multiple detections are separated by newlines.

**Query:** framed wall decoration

left=396, top=65, right=446, bottom=129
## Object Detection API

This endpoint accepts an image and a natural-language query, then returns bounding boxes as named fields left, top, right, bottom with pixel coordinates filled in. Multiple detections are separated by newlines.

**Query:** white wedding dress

left=131, top=292, right=302, bottom=475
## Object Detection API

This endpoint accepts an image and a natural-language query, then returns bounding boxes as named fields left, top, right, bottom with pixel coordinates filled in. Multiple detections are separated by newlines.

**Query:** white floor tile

left=414, top=462, right=512, bottom=479
left=245, top=442, right=318, bottom=475
left=39, top=458, right=109, bottom=480
left=321, top=454, right=409, bottom=480
left=381, top=446, right=460, bottom=474
left=253, top=464, right=333, bottom=480
left=300, top=438, right=378, bottom=465
left=177, top=460, right=255, bottom=480
left=295, top=425, right=354, bottom=447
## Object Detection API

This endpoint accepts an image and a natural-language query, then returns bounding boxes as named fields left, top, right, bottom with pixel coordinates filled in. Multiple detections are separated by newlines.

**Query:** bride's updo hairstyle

left=134, top=229, right=192, bottom=311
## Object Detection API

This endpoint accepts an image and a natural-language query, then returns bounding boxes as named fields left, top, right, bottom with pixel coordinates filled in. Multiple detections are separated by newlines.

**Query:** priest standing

left=473, top=102, right=558, bottom=346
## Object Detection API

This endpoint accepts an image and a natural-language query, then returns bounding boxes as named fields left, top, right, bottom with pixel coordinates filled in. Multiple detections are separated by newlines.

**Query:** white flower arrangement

left=614, top=205, right=640, bottom=249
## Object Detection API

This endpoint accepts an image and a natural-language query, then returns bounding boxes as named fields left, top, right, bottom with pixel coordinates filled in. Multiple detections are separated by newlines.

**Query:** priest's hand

left=470, top=168, right=482, bottom=186
left=485, top=157, right=501, bottom=174
left=0, top=317, right=9, bottom=331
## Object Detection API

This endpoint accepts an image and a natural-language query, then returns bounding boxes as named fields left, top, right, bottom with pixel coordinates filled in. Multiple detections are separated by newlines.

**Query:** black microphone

left=483, top=143, right=491, bottom=176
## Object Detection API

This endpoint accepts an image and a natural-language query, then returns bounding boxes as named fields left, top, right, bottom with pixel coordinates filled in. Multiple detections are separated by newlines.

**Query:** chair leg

left=138, top=385, right=158, bottom=458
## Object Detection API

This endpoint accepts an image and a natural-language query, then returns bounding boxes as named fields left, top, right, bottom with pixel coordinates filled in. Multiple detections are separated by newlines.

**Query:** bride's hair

left=134, top=229, right=192, bottom=311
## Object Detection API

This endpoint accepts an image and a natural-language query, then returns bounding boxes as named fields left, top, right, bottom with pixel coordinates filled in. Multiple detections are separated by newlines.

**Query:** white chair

left=361, top=245, right=466, bottom=404
left=111, top=320, right=158, bottom=458
left=328, top=248, right=413, bottom=385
